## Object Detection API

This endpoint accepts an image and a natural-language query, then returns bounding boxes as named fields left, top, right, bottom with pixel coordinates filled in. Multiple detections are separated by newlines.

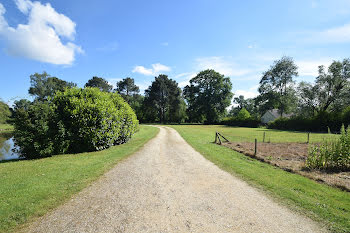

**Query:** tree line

left=8, top=69, right=233, bottom=124
left=2, top=56, right=350, bottom=130
left=227, top=57, right=350, bottom=131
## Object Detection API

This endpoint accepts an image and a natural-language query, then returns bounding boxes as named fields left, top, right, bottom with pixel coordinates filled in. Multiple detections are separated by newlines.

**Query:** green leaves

left=0, top=100, right=11, bottom=124
left=257, top=56, right=298, bottom=116
left=13, top=87, right=139, bottom=159
left=184, top=69, right=233, bottom=124
left=306, top=125, right=350, bottom=171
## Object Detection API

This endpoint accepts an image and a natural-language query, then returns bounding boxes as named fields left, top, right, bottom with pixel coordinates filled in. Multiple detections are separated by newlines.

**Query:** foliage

left=84, top=76, right=113, bottom=92
left=0, top=100, right=11, bottom=124
left=127, top=94, right=144, bottom=122
left=256, top=56, right=298, bottom=116
left=28, top=72, right=76, bottom=101
left=13, top=88, right=138, bottom=159
left=297, top=81, right=319, bottom=117
left=236, top=108, right=251, bottom=120
left=316, top=59, right=350, bottom=112
left=268, top=110, right=349, bottom=132
left=13, top=101, right=54, bottom=159
left=116, top=77, right=140, bottom=99
left=297, top=59, right=350, bottom=116
left=307, top=125, right=350, bottom=171
left=0, top=126, right=158, bottom=233
left=221, top=117, right=261, bottom=128
left=229, top=96, right=258, bottom=117
left=184, top=69, right=233, bottom=124
left=115, top=77, right=144, bottom=121
left=143, top=74, right=186, bottom=123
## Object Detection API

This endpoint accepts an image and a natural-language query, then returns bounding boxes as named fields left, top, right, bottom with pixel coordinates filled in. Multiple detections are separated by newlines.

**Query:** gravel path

left=25, top=126, right=326, bottom=233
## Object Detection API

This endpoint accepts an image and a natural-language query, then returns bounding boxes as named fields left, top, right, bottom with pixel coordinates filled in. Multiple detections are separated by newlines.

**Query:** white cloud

left=296, top=59, right=333, bottom=76
left=132, top=63, right=171, bottom=76
left=319, top=23, right=350, bottom=43
left=175, top=72, right=197, bottom=87
left=15, top=0, right=32, bottom=14
left=304, top=23, right=350, bottom=44
left=132, top=66, right=154, bottom=76
left=195, top=56, right=251, bottom=76
left=0, top=0, right=82, bottom=65
left=234, top=89, right=258, bottom=99
left=161, top=42, right=169, bottom=46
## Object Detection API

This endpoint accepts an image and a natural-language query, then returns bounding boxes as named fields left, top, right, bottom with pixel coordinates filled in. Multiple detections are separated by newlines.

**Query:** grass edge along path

left=0, top=125, right=159, bottom=233
left=170, top=125, right=350, bottom=233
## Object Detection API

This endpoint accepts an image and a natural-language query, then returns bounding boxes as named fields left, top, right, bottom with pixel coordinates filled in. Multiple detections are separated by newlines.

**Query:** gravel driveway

left=25, top=126, right=326, bottom=233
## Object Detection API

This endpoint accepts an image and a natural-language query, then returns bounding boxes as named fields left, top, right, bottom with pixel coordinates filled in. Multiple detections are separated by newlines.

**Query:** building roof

left=267, top=109, right=293, bottom=118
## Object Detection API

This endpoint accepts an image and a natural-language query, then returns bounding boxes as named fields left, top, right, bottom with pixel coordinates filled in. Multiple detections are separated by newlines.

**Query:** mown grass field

left=191, top=125, right=338, bottom=143
left=170, top=125, right=350, bottom=233
left=0, top=125, right=159, bottom=233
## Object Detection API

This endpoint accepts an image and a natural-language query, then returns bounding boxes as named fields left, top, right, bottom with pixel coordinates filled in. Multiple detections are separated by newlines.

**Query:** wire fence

left=215, top=131, right=349, bottom=192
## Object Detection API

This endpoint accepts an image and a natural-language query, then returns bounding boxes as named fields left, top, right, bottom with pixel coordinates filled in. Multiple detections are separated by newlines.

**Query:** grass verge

left=170, top=125, right=350, bottom=233
left=0, top=125, right=159, bottom=233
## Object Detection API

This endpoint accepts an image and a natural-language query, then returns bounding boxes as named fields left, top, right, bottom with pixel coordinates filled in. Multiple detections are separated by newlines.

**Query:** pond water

left=0, top=134, right=20, bottom=161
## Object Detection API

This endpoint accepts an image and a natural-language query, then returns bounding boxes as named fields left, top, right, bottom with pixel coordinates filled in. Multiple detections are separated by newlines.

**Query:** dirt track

left=25, top=126, right=326, bottom=233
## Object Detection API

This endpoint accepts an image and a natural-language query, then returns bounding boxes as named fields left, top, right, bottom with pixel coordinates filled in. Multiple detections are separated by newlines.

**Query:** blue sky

left=1, top=0, right=350, bottom=105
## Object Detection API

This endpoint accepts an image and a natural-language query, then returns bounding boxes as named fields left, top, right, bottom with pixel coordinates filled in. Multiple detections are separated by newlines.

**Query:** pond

left=0, top=133, right=20, bottom=161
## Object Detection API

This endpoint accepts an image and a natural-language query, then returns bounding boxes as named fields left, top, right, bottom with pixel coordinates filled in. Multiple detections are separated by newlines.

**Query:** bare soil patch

left=223, top=142, right=350, bottom=191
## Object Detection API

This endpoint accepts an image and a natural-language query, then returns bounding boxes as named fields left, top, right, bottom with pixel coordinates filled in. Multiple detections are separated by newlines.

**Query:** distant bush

left=0, top=100, right=11, bottom=124
left=13, top=88, right=139, bottom=159
left=306, top=125, right=350, bottom=171
left=236, top=108, right=251, bottom=121
left=221, top=116, right=261, bottom=128
left=268, top=111, right=347, bottom=132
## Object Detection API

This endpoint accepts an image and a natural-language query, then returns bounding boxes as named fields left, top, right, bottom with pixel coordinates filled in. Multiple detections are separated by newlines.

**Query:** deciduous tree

left=184, top=69, right=233, bottom=123
left=257, top=56, right=298, bottom=116
left=28, top=72, right=76, bottom=101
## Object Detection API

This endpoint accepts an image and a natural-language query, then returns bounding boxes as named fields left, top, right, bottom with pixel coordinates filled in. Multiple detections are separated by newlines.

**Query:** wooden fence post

left=215, top=132, right=217, bottom=143
left=307, top=132, right=310, bottom=144
left=254, top=139, right=257, bottom=156
left=263, top=132, right=266, bottom=143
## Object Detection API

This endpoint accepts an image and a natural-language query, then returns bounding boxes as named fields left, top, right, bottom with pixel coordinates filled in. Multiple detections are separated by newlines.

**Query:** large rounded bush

left=13, top=88, right=139, bottom=159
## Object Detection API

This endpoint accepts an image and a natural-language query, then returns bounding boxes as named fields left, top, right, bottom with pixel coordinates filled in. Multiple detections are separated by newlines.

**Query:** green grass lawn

left=0, top=124, right=13, bottom=131
left=0, top=125, right=159, bottom=233
left=185, top=125, right=338, bottom=143
left=170, top=125, right=350, bottom=233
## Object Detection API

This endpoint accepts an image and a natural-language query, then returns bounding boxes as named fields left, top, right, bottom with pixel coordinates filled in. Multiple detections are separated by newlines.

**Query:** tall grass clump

left=306, top=125, right=350, bottom=171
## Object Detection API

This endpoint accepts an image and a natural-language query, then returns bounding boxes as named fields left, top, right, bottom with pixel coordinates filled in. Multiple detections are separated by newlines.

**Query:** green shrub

left=13, top=88, right=139, bottom=159
left=0, top=100, right=11, bottom=124
left=306, top=125, right=350, bottom=171
left=236, top=108, right=251, bottom=121
left=221, top=116, right=261, bottom=128
left=13, top=101, right=55, bottom=159
left=268, top=112, right=345, bottom=132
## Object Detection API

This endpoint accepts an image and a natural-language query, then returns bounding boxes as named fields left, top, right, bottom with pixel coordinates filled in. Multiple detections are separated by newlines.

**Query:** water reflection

left=0, top=136, right=20, bottom=161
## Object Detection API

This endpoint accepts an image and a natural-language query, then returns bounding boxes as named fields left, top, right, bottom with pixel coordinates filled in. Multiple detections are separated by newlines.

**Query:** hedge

left=268, top=111, right=350, bottom=132
left=13, top=88, right=139, bottom=159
